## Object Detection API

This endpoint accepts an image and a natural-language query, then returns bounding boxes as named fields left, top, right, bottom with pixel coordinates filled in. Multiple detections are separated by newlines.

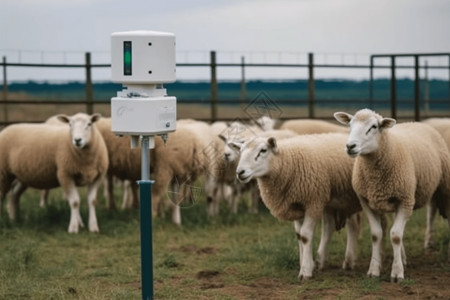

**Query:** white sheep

left=0, top=113, right=109, bottom=233
left=216, top=128, right=297, bottom=214
left=255, top=116, right=279, bottom=131
left=95, top=117, right=141, bottom=210
left=421, top=117, right=450, bottom=252
left=151, top=119, right=217, bottom=225
left=256, top=116, right=348, bottom=134
left=204, top=121, right=234, bottom=217
left=95, top=117, right=214, bottom=225
left=232, top=133, right=362, bottom=280
left=280, top=119, right=349, bottom=134
left=211, top=121, right=264, bottom=214
left=334, top=109, right=450, bottom=282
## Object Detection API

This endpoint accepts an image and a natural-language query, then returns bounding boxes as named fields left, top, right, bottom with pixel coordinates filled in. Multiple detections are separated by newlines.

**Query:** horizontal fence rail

left=1, top=51, right=450, bottom=126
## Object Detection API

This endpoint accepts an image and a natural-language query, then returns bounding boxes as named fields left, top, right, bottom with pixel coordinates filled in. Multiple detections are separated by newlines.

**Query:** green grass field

left=1, top=184, right=449, bottom=299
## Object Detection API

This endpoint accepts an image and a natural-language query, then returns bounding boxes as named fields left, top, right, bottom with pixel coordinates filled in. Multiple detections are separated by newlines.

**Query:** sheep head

left=57, top=113, right=102, bottom=149
left=334, top=109, right=396, bottom=157
left=233, top=136, right=278, bottom=183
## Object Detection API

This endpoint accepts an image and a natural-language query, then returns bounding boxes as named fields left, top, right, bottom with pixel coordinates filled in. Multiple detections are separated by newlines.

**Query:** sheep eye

left=260, top=149, right=267, bottom=153
left=366, top=124, right=377, bottom=135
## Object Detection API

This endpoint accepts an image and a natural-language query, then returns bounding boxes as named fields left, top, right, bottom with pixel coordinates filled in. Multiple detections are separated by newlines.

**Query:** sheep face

left=57, top=113, right=102, bottom=149
left=234, top=137, right=278, bottom=183
left=256, top=116, right=276, bottom=131
left=223, top=138, right=242, bottom=163
left=220, top=122, right=254, bottom=163
left=334, top=109, right=396, bottom=157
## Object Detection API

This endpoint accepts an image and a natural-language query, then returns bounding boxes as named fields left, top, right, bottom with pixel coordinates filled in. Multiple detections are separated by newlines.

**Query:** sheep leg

left=0, top=192, right=3, bottom=216
left=86, top=179, right=101, bottom=233
left=248, top=182, right=260, bottom=214
left=105, top=174, right=117, bottom=211
left=359, top=198, right=383, bottom=278
left=121, top=180, right=132, bottom=209
left=40, top=189, right=49, bottom=207
left=390, top=207, right=411, bottom=283
left=316, top=209, right=335, bottom=270
left=229, top=185, right=240, bottom=214
left=447, top=217, right=450, bottom=261
left=7, top=181, right=27, bottom=221
left=204, top=173, right=216, bottom=217
left=293, top=219, right=304, bottom=271
left=122, top=180, right=139, bottom=209
left=130, top=180, right=139, bottom=209
left=424, top=200, right=437, bottom=251
left=64, top=183, right=84, bottom=234
left=298, top=214, right=318, bottom=281
left=152, top=170, right=172, bottom=217
left=393, top=211, right=407, bottom=267
left=170, top=180, right=182, bottom=225
left=343, top=213, right=361, bottom=270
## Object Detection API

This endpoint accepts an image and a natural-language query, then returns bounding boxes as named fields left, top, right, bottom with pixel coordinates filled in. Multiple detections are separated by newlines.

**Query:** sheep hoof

left=390, top=276, right=404, bottom=283
left=68, top=225, right=79, bottom=234
left=342, top=260, right=354, bottom=270
left=297, top=274, right=312, bottom=282
left=89, top=223, right=100, bottom=233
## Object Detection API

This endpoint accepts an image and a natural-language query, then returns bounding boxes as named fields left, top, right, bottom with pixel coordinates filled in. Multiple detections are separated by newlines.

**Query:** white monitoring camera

left=110, top=30, right=177, bottom=139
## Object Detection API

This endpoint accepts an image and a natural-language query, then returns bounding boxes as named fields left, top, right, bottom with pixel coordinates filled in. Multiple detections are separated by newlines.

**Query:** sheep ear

left=56, top=114, right=70, bottom=124
left=90, top=113, right=102, bottom=123
left=380, top=117, right=396, bottom=130
left=253, top=119, right=264, bottom=130
left=333, top=112, right=353, bottom=125
left=267, top=137, right=278, bottom=154
left=228, top=141, right=242, bottom=152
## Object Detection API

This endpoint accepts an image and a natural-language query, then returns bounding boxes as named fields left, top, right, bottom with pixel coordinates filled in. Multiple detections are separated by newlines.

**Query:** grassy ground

left=0, top=184, right=450, bottom=300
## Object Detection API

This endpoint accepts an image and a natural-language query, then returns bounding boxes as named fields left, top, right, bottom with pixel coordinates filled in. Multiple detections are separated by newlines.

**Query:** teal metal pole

left=139, top=136, right=154, bottom=300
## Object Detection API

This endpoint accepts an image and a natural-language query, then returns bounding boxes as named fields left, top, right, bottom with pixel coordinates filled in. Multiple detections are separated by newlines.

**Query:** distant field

left=3, top=78, right=450, bottom=123
left=0, top=183, right=449, bottom=299
left=2, top=93, right=450, bottom=125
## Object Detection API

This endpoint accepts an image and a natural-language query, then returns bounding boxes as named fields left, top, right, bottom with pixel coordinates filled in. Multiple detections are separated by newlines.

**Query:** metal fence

left=1, top=51, right=450, bottom=125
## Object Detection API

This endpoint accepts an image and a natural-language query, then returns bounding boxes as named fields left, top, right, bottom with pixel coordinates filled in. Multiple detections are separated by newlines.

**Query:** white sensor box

left=111, top=94, right=176, bottom=136
left=111, top=30, right=176, bottom=84
left=110, top=30, right=177, bottom=136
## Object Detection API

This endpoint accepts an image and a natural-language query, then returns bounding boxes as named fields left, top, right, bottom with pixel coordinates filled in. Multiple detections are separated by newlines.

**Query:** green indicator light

left=124, top=52, right=131, bottom=64
left=123, top=41, right=132, bottom=76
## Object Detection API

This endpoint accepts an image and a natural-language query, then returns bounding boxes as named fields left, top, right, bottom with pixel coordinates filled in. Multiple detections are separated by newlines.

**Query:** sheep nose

left=346, top=143, right=356, bottom=151
left=238, top=170, right=245, bottom=176
left=74, top=138, right=82, bottom=146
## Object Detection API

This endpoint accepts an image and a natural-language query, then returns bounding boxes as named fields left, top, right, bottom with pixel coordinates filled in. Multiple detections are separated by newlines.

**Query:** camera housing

left=110, top=30, right=177, bottom=137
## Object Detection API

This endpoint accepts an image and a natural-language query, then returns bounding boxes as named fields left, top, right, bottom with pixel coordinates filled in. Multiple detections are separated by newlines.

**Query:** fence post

left=390, top=56, right=397, bottom=119
left=308, top=53, right=315, bottom=118
left=240, top=56, right=247, bottom=106
left=210, top=51, right=218, bottom=122
left=448, top=55, right=450, bottom=103
left=369, top=56, right=374, bottom=109
left=414, top=55, right=420, bottom=121
left=2, top=56, right=8, bottom=124
left=85, top=52, right=94, bottom=115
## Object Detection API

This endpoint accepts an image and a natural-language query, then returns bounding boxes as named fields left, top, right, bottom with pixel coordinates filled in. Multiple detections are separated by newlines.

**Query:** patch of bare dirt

left=177, top=245, right=218, bottom=256
left=196, top=270, right=225, bottom=290
left=160, top=251, right=450, bottom=299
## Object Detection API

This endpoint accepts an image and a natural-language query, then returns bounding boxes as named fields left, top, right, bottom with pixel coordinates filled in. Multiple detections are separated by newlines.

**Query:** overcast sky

left=1, top=0, right=449, bottom=81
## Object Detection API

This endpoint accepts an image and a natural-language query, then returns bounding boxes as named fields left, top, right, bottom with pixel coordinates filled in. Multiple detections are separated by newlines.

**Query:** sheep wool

left=235, top=133, right=361, bottom=280
left=280, top=119, right=348, bottom=135
left=0, top=113, right=108, bottom=233
left=334, top=108, right=450, bottom=282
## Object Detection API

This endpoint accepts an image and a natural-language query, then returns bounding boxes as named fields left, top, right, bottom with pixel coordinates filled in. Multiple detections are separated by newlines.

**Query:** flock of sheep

left=0, top=108, right=449, bottom=283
